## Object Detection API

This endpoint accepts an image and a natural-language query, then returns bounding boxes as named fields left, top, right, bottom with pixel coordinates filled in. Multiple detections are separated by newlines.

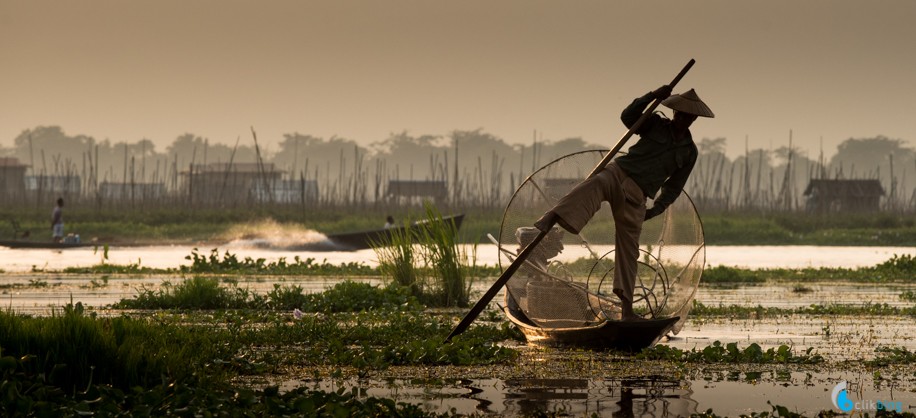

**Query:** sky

left=2, top=0, right=915, bottom=159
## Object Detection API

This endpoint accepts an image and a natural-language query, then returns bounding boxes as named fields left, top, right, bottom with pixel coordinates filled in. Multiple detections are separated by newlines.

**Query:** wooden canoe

left=325, top=214, right=465, bottom=251
left=0, top=239, right=98, bottom=249
left=503, top=306, right=678, bottom=352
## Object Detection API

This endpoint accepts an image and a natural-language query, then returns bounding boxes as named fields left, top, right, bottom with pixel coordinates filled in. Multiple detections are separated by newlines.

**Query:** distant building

left=0, top=157, right=29, bottom=202
left=253, top=179, right=319, bottom=203
left=803, top=179, right=885, bottom=212
left=25, top=174, right=82, bottom=196
left=181, top=162, right=284, bottom=205
left=385, top=180, right=448, bottom=205
left=99, top=181, right=166, bottom=201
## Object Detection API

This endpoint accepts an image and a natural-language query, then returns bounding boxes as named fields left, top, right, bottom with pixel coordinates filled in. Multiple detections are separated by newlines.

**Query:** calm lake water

left=1, top=243, right=913, bottom=273
left=2, top=242, right=915, bottom=416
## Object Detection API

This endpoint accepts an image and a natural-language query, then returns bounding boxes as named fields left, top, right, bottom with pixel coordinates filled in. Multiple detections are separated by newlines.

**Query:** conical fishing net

left=499, top=150, right=705, bottom=333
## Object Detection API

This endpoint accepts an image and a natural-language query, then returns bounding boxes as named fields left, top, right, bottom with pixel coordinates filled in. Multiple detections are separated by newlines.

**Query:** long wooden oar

left=444, top=59, right=696, bottom=343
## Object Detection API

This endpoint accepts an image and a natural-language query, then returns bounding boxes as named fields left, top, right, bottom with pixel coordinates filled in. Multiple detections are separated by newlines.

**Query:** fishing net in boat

left=498, top=150, right=705, bottom=334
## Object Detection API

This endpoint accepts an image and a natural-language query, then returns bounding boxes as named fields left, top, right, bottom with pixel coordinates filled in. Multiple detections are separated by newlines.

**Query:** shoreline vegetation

left=2, top=208, right=916, bottom=246
left=43, top=248, right=916, bottom=285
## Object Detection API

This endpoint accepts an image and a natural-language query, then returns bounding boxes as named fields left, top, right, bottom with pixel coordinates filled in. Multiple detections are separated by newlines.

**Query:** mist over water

left=220, top=219, right=342, bottom=251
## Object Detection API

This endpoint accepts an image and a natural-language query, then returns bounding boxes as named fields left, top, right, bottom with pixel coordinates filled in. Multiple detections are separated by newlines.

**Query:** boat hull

left=0, top=240, right=97, bottom=249
left=504, top=307, right=678, bottom=352
left=326, top=214, right=465, bottom=251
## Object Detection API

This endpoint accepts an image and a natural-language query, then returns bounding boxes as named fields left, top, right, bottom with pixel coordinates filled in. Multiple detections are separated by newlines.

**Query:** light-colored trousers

left=535, top=162, right=646, bottom=303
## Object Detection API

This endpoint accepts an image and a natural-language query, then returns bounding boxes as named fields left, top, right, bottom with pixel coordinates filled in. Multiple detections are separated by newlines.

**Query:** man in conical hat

left=535, top=85, right=713, bottom=321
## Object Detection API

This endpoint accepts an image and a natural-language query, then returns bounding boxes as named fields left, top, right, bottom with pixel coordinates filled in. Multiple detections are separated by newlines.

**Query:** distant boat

left=0, top=239, right=98, bottom=250
left=325, top=214, right=465, bottom=251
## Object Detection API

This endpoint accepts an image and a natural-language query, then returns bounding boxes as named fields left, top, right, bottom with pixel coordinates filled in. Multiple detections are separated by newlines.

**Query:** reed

left=415, top=203, right=473, bottom=308
left=371, top=219, right=420, bottom=296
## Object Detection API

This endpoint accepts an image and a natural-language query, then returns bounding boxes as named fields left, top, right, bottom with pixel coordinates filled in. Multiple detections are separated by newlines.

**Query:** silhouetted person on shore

left=51, top=197, right=64, bottom=242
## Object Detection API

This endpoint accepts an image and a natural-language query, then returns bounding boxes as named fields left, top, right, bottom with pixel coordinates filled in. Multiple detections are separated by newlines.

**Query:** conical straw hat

left=662, top=89, right=714, bottom=118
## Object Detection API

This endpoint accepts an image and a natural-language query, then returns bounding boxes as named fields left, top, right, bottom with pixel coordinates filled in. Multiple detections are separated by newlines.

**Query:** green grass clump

left=372, top=218, right=421, bottom=295
left=415, top=204, right=473, bottom=308
left=114, top=277, right=259, bottom=309
left=115, top=278, right=421, bottom=312
left=0, top=303, right=233, bottom=392
left=298, top=281, right=420, bottom=313
left=638, top=340, right=823, bottom=364
left=701, top=266, right=766, bottom=284
left=371, top=204, right=476, bottom=308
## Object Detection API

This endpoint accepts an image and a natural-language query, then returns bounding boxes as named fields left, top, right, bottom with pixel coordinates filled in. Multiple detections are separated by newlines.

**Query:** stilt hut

left=0, top=158, right=29, bottom=202
left=182, top=163, right=284, bottom=206
left=803, top=179, right=885, bottom=212
left=385, top=180, right=448, bottom=205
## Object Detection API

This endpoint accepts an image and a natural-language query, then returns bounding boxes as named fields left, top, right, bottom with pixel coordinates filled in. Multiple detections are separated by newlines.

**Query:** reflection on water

left=286, top=376, right=697, bottom=417
left=282, top=371, right=915, bottom=416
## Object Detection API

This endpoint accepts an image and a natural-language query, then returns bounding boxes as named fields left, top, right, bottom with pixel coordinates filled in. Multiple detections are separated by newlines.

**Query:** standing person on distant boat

left=534, top=85, right=714, bottom=321
left=51, top=197, right=64, bottom=242
left=384, top=215, right=396, bottom=229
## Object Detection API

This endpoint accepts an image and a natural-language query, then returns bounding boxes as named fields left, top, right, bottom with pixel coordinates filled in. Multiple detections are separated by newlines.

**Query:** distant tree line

left=1, top=126, right=913, bottom=212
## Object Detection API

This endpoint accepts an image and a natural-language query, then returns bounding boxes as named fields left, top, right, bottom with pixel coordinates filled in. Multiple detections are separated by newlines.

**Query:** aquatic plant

left=0, top=351, right=468, bottom=417
left=298, top=281, right=420, bottom=313
left=181, top=248, right=375, bottom=275
left=702, top=265, right=766, bottom=284
left=691, top=300, right=916, bottom=318
left=0, top=303, right=235, bottom=392
left=371, top=217, right=421, bottom=295
left=115, top=278, right=421, bottom=313
left=637, top=340, right=823, bottom=364
left=114, top=276, right=260, bottom=309
left=866, top=346, right=916, bottom=367
left=415, top=203, right=473, bottom=308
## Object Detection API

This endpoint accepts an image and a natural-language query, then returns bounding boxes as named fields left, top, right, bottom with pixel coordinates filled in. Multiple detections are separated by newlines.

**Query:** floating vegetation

left=638, top=341, right=824, bottom=364
left=0, top=294, right=518, bottom=416
left=900, top=290, right=916, bottom=302
left=114, top=279, right=421, bottom=312
left=691, top=301, right=916, bottom=318
left=702, top=255, right=916, bottom=284
left=181, top=248, right=375, bottom=275
left=865, top=346, right=916, bottom=367
left=0, top=350, right=472, bottom=417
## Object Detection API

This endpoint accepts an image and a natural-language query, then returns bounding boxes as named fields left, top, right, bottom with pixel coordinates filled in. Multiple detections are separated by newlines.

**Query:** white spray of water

left=221, top=219, right=338, bottom=250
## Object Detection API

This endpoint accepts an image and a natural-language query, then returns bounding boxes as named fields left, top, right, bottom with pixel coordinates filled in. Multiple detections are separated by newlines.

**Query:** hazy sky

left=2, top=0, right=915, bottom=158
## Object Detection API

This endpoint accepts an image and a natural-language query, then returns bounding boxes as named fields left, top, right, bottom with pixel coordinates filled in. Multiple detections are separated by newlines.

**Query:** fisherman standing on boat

left=51, top=197, right=64, bottom=242
left=534, top=85, right=714, bottom=321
